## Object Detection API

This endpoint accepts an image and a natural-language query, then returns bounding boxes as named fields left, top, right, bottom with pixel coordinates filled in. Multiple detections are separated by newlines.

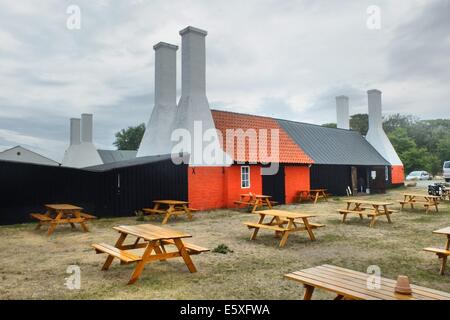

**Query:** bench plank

left=92, top=243, right=142, bottom=263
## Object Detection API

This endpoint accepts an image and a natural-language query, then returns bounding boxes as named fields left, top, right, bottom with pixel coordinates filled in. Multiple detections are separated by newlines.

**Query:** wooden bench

left=30, top=213, right=52, bottom=222
left=161, top=239, right=209, bottom=255
left=424, top=247, right=450, bottom=275
left=92, top=243, right=142, bottom=264
left=79, top=212, right=97, bottom=220
left=424, top=247, right=450, bottom=257
left=244, top=222, right=287, bottom=232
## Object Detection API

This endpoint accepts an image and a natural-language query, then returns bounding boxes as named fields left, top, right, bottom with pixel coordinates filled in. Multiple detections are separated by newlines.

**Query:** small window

left=241, top=166, right=250, bottom=189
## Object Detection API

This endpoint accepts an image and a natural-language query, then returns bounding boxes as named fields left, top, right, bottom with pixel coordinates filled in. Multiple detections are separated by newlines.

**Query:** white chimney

left=173, top=26, right=232, bottom=166
left=335, top=95, right=349, bottom=129
left=137, top=42, right=178, bottom=157
left=62, top=114, right=103, bottom=168
left=70, top=118, right=81, bottom=145
left=81, top=113, right=93, bottom=143
left=365, top=89, right=403, bottom=166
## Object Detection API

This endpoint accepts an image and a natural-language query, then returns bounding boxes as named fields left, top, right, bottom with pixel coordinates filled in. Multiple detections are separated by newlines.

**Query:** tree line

left=323, top=114, right=450, bottom=175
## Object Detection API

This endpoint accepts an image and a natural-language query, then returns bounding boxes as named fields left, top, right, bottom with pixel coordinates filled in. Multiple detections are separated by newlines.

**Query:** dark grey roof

left=97, top=149, right=137, bottom=164
left=277, top=119, right=390, bottom=166
left=84, top=153, right=189, bottom=172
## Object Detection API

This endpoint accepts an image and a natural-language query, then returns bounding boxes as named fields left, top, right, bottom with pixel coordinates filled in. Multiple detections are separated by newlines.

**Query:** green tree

left=382, top=114, right=416, bottom=134
left=113, top=123, right=145, bottom=150
left=388, top=127, right=441, bottom=175
left=350, top=114, right=368, bottom=135
left=437, top=135, right=450, bottom=163
left=322, top=123, right=337, bottom=128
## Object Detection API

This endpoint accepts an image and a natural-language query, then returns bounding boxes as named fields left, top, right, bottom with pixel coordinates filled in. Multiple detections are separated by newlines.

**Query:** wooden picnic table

left=400, top=193, right=440, bottom=214
left=285, top=264, right=450, bottom=300
left=92, top=224, right=209, bottom=284
left=297, top=189, right=329, bottom=204
left=30, top=204, right=97, bottom=236
left=234, top=194, right=276, bottom=213
left=243, top=209, right=324, bottom=247
left=424, top=227, right=450, bottom=275
left=338, top=199, right=395, bottom=228
left=142, top=200, right=195, bottom=224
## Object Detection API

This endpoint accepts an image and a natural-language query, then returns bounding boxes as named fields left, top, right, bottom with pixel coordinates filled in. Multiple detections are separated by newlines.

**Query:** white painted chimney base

left=365, top=90, right=403, bottom=166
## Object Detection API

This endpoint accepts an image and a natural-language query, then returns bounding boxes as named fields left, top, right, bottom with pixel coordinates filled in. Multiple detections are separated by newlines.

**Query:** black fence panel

left=0, top=159, right=188, bottom=225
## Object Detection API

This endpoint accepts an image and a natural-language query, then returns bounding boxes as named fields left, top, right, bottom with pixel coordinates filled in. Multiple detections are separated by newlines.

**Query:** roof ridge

left=211, top=109, right=357, bottom=133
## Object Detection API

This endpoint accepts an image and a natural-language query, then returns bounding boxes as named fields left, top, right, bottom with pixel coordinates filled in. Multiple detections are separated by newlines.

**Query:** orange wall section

left=187, top=165, right=263, bottom=210
left=391, top=165, right=405, bottom=185
left=284, top=166, right=310, bottom=204
left=224, top=165, right=262, bottom=208
left=188, top=166, right=225, bottom=210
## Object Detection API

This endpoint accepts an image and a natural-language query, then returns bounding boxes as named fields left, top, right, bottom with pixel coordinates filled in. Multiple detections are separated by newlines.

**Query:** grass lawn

left=0, top=185, right=449, bottom=300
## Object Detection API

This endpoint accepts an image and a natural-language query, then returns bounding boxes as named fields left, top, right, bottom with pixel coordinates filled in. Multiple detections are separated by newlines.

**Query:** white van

left=444, top=161, right=450, bottom=182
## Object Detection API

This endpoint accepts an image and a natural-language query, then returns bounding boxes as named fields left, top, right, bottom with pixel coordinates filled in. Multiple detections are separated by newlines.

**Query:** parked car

left=444, top=161, right=450, bottom=182
left=406, top=171, right=432, bottom=181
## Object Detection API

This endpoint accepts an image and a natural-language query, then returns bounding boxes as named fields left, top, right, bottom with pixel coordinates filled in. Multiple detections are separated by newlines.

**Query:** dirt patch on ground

left=1, top=185, right=449, bottom=299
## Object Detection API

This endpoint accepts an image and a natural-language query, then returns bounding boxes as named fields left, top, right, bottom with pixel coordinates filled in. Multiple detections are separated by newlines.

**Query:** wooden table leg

left=102, top=232, right=128, bottom=271
left=334, top=294, right=344, bottom=300
left=279, top=219, right=293, bottom=247
left=162, top=205, right=174, bottom=224
left=440, top=256, right=447, bottom=275
left=47, top=211, right=62, bottom=236
left=184, top=205, right=193, bottom=220
left=369, top=206, right=378, bottom=228
left=314, top=192, right=319, bottom=204
left=384, top=205, right=392, bottom=224
left=173, top=238, right=197, bottom=273
left=322, top=191, right=328, bottom=202
left=128, top=241, right=156, bottom=284
left=303, top=284, right=315, bottom=300
left=302, top=217, right=316, bottom=241
left=251, top=214, right=266, bottom=240
left=266, top=198, right=272, bottom=209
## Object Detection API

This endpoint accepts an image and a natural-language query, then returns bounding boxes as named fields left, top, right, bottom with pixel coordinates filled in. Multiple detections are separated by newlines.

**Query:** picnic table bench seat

left=30, top=213, right=52, bottom=221
left=424, top=247, right=450, bottom=257
left=79, top=212, right=97, bottom=220
left=244, top=222, right=287, bottom=232
left=161, top=239, right=209, bottom=254
left=92, top=243, right=142, bottom=264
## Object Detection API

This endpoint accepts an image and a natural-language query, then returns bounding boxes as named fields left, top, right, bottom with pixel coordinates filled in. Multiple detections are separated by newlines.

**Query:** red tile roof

left=211, top=110, right=313, bottom=164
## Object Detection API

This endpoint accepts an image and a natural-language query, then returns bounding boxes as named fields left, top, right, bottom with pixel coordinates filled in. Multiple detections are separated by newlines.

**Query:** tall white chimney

left=335, top=95, right=350, bottom=130
left=70, top=118, right=81, bottom=145
left=62, top=114, right=103, bottom=168
left=137, top=42, right=179, bottom=157
left=173, top=26, right=232, bottom=166
left=365, top=89, right=403, bottom=168
left=81, top=113, right=93, bottom=143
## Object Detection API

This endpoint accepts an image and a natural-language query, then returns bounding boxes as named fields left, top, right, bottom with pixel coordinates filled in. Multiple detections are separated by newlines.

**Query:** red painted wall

left=284, top=166, right=310, bottom=204
left=187, top=165, right=263, bottom=210
left=188, top=166, right=225, bottom=210
left=224, top=165, right=262, bottom=208
left=391, top=165, right=405, bottom=185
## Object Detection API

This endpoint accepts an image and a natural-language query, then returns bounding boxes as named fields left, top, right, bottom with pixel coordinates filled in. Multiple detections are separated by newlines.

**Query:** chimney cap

left=153, top=42, right=179, bottom=51
left=179, top=26, right=208, bottom=37
left=336, top=95, right=349, bottom=100
left=368, top=89, right=382, bottom=94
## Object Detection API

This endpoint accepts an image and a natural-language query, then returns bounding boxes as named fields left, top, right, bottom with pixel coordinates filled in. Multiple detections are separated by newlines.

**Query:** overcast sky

left=0, top=0, right=449, bottom=161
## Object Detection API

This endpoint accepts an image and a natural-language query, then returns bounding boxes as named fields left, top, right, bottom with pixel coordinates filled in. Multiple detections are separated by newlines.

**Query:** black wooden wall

left=310, top=164, right=387, bottom=196
left=0, top=159, right=188, bottom=225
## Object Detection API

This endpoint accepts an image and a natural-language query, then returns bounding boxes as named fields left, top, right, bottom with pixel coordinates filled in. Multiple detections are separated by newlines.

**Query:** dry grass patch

left=0, top=185, right=449, bottom=299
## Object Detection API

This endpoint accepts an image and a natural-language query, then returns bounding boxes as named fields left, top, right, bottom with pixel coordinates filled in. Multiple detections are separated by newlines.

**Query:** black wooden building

left=278, top=120, right=391, bottom=196
left=0, top=154, right=188, bottom=225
